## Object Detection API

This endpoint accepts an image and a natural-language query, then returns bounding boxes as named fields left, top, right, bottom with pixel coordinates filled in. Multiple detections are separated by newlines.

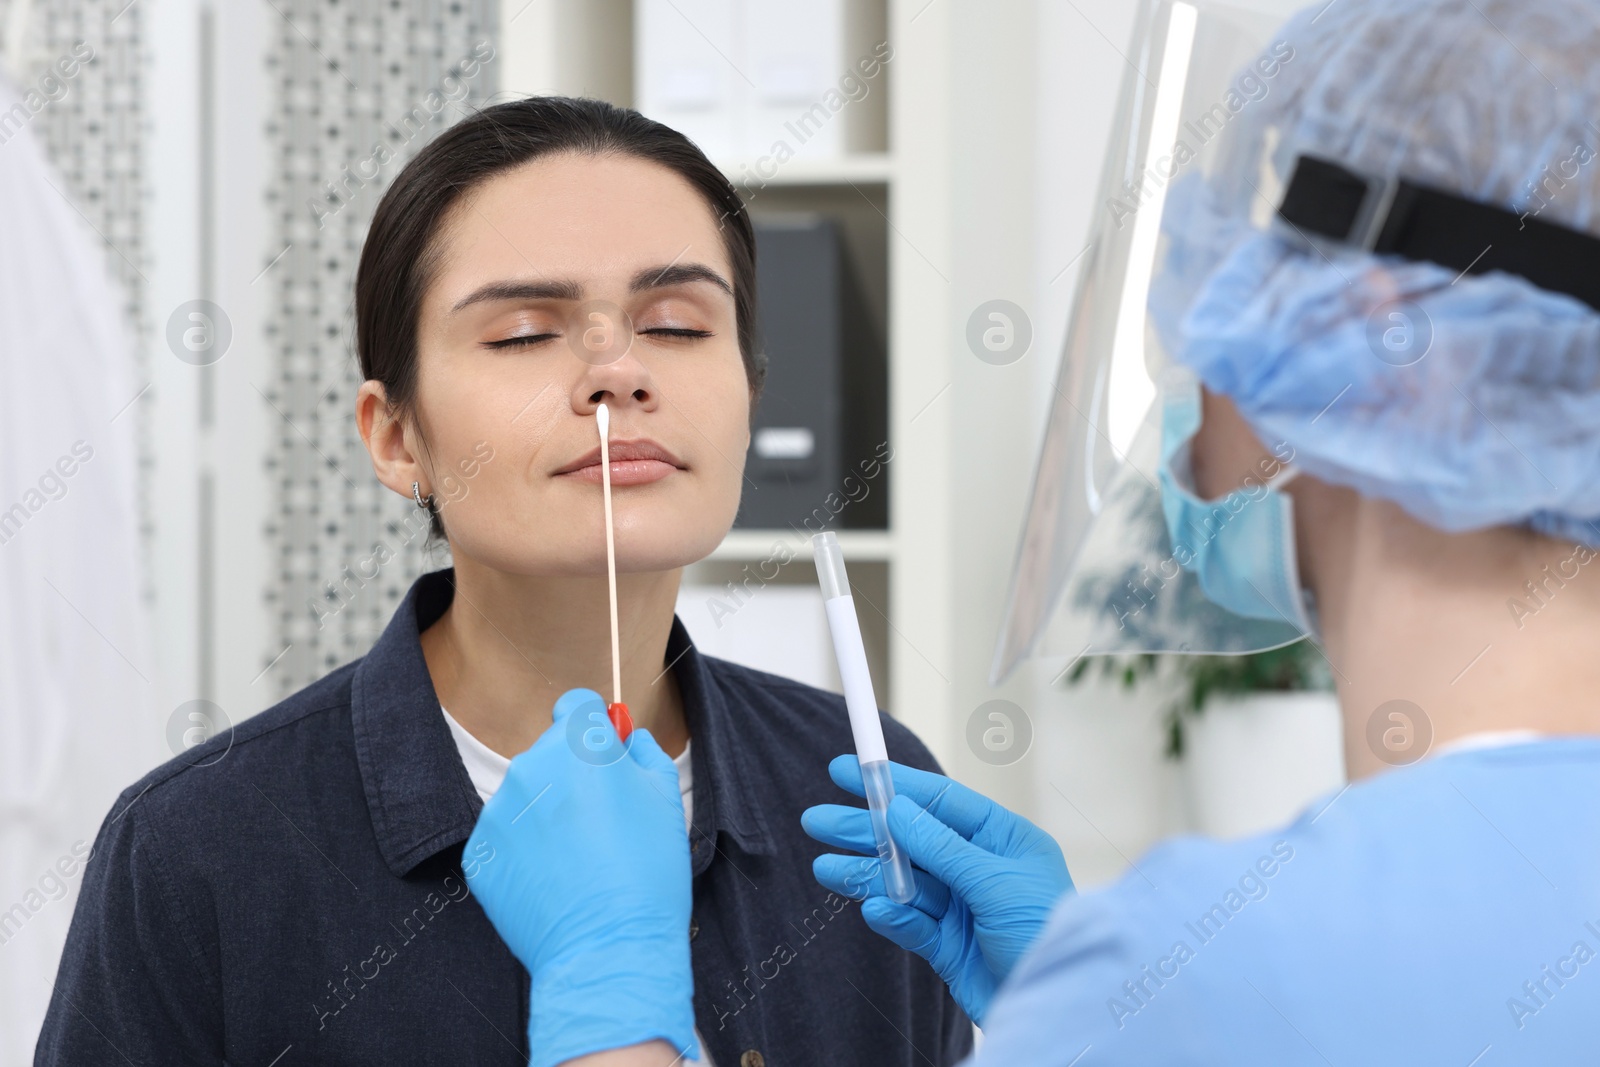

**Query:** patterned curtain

left=261, top=0, right=499, bottom=695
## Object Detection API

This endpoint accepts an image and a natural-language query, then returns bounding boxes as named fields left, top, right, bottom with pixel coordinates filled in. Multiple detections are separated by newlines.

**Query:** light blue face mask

left=1156, top=375, right=1318, bottom=637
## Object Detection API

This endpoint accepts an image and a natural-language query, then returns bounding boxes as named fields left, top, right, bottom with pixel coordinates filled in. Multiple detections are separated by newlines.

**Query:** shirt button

left=739, top=1051, right=764, bottom=1067
left=689, top=918, right=700, bottom=941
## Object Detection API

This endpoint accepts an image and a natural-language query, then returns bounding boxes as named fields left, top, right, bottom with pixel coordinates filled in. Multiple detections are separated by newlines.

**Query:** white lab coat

left=0, top=64, right=158, bottom=1064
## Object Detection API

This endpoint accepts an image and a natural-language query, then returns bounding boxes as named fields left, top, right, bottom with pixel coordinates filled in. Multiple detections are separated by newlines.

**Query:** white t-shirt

left=441, top=706, right=710, bottom=1064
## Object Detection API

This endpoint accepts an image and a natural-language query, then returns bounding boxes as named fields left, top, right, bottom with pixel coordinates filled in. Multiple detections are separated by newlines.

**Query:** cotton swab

left=596, top=403, right=633, bottom=740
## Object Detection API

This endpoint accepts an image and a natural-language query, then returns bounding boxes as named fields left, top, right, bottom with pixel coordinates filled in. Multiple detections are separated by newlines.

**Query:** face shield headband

left=1277, top=153, right=1600, bottom=312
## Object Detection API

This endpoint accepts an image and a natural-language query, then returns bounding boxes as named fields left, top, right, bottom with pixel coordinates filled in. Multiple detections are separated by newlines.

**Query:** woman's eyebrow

left=630, top=262, right=733, bottom=297
left=450, top=262, right=731, bottom=315
left=451, top=278, right=583, bottom=313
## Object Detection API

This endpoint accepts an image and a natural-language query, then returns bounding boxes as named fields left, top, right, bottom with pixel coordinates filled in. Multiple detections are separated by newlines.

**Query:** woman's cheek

left=706, top=371, right=755, bottom=489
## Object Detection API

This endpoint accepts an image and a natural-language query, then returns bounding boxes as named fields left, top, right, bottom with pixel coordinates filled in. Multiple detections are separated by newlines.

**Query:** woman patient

left=37, top=96, right=970, bottom=1065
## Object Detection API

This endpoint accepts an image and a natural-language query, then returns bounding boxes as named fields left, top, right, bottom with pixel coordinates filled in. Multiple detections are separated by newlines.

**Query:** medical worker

left=463, top=0, right=1600, bottom=1062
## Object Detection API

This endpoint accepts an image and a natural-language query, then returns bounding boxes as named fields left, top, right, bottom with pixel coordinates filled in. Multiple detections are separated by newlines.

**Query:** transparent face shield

left=991, top=0, right=1313, bottom=680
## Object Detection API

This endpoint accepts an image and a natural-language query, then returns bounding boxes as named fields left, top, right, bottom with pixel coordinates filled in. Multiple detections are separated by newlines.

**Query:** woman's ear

left=356, top=379, right=426, bottom=500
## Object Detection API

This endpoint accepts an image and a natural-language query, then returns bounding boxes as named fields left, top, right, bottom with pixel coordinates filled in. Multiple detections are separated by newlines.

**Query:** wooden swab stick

left=596, top=404, right=632, bottom=739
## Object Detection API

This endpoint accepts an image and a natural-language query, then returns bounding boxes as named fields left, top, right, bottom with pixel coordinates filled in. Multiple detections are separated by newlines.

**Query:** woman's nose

left=581, top=376, right=656, bottom=411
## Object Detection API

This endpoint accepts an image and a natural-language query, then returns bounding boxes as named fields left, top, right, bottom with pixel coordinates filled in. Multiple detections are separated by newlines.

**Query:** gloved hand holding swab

left=813, top=531, right=916, bottom=904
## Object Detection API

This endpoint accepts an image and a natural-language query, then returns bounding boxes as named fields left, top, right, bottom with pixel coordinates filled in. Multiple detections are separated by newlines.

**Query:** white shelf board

left=709, top=528, right=895, bottom=562
left=715, top=152, right=895, bottom=188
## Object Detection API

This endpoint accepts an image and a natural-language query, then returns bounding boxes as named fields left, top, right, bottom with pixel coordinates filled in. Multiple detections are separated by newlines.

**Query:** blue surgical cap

left=1150, top=0, right=1600, bottom=547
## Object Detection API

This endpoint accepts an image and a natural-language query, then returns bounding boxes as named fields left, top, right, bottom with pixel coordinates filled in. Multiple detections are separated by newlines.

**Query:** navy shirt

left=37, top=568, right=971, bottom=1065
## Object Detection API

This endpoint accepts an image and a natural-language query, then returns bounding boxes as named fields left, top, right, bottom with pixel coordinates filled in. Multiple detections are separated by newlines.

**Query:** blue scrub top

left=969, top=736, right=1600, bottom=1066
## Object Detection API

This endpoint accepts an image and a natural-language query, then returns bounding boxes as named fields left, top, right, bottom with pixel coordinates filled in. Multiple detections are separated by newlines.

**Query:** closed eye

left=484, top=332, right=559, bottom=349
left=643, top=328, right=712, bottom=340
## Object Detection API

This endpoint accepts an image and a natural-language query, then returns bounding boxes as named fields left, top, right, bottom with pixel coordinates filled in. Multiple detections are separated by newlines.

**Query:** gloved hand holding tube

left=464, top=687, right=699, bottom=1067
left=802, top=757, right=1075, bottom=1026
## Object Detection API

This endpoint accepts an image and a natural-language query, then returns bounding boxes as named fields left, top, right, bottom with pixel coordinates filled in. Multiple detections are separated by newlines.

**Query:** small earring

left=412, top=481, right=434, bottom=510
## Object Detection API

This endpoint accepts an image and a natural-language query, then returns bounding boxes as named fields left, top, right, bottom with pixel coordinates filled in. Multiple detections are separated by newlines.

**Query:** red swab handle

left=607, top=702, right=633, bottom=741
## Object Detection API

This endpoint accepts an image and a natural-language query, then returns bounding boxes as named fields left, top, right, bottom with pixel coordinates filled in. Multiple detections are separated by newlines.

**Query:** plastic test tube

left=813, top=531, right=917, bottom=904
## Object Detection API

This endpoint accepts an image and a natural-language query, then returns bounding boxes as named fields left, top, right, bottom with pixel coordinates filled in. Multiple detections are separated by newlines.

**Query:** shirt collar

left=669, top=614, right=776, bottom=864
left=351, top=569, right=480, bottom=878
left=1427, top=728, right=1546, bottom=760
left=351, top=568, right=775, bottom=879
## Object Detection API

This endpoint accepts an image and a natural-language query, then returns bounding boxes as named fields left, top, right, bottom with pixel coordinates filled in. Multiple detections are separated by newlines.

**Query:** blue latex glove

left=463, top=688, right=698, bottom=1067
left=801, top=756, right=1074, bottom=1026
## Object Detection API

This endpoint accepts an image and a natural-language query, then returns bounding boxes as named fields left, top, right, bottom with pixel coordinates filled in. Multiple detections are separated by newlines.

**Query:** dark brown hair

left=354, top=95, right=762, bottom=537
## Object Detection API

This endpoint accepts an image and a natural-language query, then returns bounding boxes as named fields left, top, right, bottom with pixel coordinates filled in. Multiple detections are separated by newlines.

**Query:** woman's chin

left=610, top=502, right=738, bottom=570
left=613, top=523, right=732, bottom=573
left=456, top=522, right=733, bottom=578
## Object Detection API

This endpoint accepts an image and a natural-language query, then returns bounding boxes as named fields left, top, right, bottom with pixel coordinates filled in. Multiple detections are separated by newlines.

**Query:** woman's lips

left=559, top=458, right=678, bottom=486
left=554, top=438, right=685, bottom=486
